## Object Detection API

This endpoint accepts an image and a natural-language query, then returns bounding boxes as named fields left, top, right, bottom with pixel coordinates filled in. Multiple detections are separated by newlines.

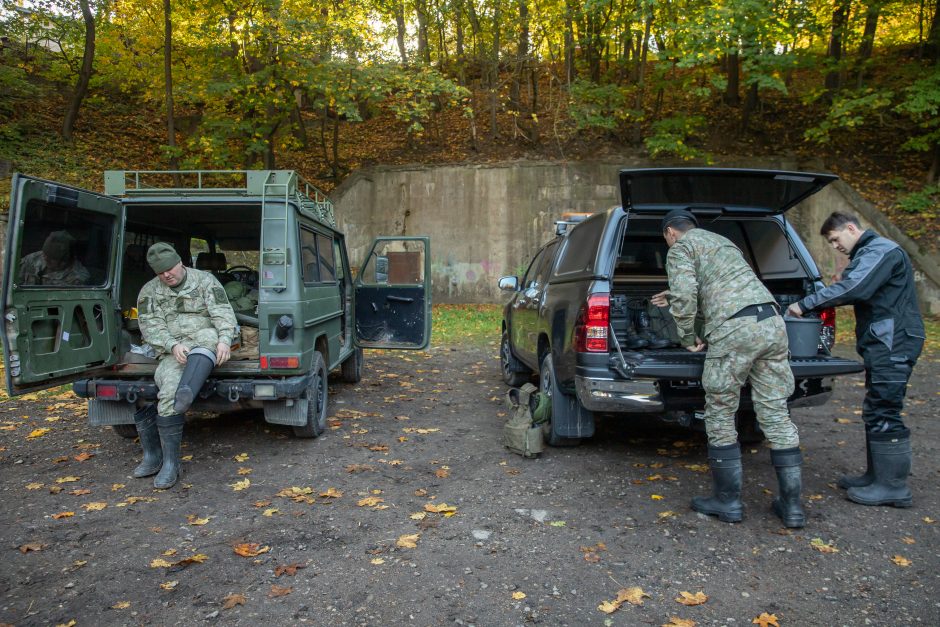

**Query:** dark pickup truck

left=498, top=168, right=864, bottom=445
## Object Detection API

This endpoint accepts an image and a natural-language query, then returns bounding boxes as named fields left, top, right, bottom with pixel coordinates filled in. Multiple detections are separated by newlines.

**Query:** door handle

left=387, top=295, right=414, bottom=303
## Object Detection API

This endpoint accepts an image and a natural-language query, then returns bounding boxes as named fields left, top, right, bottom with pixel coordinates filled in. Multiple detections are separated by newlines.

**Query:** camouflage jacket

left=665, top=228, right=774, bottom=346
left=18, top=251, right=90, bottom=286
left=137, top=268, right=237, bottom=354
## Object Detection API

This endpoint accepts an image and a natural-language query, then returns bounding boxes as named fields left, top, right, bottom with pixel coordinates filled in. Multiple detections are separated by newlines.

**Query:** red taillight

left=95, top=384, right=118, bottom=399
left=819, top=307, right=836, bottom=351
left=575, top=293, right=610, bottom=353
left=261, top=355, right=300, bottom=369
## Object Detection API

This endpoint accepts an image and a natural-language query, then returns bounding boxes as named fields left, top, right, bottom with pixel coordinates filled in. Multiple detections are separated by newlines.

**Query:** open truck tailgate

left=626, top=353, right=863, bottom=380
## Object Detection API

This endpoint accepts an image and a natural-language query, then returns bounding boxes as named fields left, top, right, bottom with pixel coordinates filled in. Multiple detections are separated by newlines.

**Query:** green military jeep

left=2, top=170, right=431, bottom=437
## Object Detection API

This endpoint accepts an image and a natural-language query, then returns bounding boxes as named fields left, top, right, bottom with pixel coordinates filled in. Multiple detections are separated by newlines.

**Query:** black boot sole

left=691, top=500, right=743, bottom=523
left=846, top=493, right=912, bottom=508
left=772, top=500, right=805, bottom=528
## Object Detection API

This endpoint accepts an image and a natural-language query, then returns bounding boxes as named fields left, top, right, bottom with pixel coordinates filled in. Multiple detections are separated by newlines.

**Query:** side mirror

left=498, top=276, right=519, bottom=291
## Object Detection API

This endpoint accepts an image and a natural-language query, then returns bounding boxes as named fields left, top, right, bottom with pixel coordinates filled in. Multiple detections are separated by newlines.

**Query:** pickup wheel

left=539, top=354, right=582, bottom=447
left=736, top=410, right=765, bottom=445
left=112, top=424, right=138, bottom=439
left=341, top=347, right=363, bottom=383
left=501, top=330, right=532, bottom=387
left=294, top=351, right=328, bottom=438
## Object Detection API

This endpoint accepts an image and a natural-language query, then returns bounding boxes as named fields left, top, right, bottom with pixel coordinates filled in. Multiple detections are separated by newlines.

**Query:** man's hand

left=685, top=336, right=706, bottom=353
left=786, top=303, right=804, bottom=318
left=171, top=344, right=189, bottom=364
left=650, top=290, right=671, bottom=307
left=216, top=342, right=231, bottom=366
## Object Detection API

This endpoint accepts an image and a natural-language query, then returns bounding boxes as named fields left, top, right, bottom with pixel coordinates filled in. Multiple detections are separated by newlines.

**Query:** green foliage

left=384, top=66, right=471, bottom=136
left=895, top=69, right=940, bottom=154
left=804, top=89, right=894, bottom=144
left=896, top=184, right=939, bottom=217
left=431, top=304, right=501, bottom=347
left=567, top=79, right=637, bottom=133
left=644, top=115, right=707, bottom=161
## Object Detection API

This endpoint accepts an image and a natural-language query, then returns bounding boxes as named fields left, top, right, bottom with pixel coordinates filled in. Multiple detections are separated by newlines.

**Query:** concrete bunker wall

left=332, top=159, right=939, bottom=313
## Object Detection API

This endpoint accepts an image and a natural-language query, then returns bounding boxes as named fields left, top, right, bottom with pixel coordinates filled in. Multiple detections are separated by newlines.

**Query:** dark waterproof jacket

left=797, top=230, right=924, bottom=356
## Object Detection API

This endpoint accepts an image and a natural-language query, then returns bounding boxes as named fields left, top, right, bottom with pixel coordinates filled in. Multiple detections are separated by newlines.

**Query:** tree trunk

left=632, top=12, right=653, bottom=144
left=564, top=0, right=575, bottom=84
left=454, top=0, right=466, bottom=83
left=724, top=50, right=740, bottom=105
left=163, top=0, right=180, bottom=172
left=395, top=1, right=408, bottom=65
left=855, top=2, right=882, bottom=86
left=416, top=0, right=431, bottom=65
left=62, top=0, right=95, bottom=140
left=510, top=0, right=529, bottom=111
left=489, top=1, right=500, bottom=140
left=740, top=82, right=759, bottom=131
left=928, top=0, right=940, bottom=61
left=825, top=0, right=852, bottom=92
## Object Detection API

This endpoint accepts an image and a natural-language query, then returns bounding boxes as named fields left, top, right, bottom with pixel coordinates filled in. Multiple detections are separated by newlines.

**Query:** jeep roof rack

left=103, top=169, right=335, bottom=227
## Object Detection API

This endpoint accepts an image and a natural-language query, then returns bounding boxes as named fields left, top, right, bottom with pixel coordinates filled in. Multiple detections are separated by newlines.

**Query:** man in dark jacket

left=787, top=212, right=924, bottom=508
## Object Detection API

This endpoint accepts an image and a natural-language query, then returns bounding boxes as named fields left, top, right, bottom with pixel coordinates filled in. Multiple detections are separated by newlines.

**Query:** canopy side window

left=15, top=200, right=115, bottom=288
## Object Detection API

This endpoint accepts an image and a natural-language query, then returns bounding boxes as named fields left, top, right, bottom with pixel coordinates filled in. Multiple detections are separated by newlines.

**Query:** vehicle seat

left=120, top=244, right=154, bottom=312
left=195, top=252, right=228, bottom=274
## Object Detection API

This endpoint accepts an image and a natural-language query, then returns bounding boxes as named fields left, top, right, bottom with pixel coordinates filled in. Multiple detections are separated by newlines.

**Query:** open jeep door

left=354, top=237, right=431, bottom=349
left=2, top=175, right=125, bottom=395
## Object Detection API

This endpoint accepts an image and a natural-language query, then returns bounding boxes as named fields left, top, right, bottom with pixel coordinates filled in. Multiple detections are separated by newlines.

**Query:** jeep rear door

left=354, top=237, right=431, bottom=349
left=2, top=175, right=125, bottom=395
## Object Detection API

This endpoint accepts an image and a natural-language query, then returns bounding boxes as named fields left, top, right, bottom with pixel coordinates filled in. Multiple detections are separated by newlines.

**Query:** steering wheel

left=226, top=265, right=253, bottom=273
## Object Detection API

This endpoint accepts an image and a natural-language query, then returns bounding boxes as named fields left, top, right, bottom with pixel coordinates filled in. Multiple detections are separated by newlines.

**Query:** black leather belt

left=730, top=302, right=780, bottom=321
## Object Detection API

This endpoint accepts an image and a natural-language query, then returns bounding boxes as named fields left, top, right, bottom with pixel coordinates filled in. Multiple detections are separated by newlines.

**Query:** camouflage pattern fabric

left=665, top=228, right=775, bottom=347
left=17, top=251, right=91, bottom=286
left=702, top=315, right=797, bottom=449
left=138, top=268, right=237, bottom=416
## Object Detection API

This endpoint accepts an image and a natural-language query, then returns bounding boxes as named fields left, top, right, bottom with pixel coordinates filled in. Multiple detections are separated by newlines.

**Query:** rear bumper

left=73, top=374, right=311, bottom=404
left=576, top=376, right=664, bottom=412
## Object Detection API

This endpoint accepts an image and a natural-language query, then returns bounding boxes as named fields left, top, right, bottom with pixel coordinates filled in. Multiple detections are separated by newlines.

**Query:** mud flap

left=87, top=399, right=136, bottom=426
left=263, top=399, right=309, bottom=426
left=552, top=390, right=595, bottom=439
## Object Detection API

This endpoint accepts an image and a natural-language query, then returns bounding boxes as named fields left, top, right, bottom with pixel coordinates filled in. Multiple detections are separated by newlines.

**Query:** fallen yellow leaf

left=26, top=482, right=43, bottom=490
left=234, top=453, right=249, bottom=462
left=55, top=476, right=81, bottom=484
left=891, top=555, right=912, bottom=567
left=410, top=512, right=427, bottom=520
left=810, top=538, right=839, bottom=553
left=237, top=467, right=252, bottom=475
left=512, top=591, right=526, bottom=600
left=901, top=537, right=915, bottom=544
left=424, top=502, right=457, bottom=514
left=396, top=533, right=420, bottom=548
left=233, top=543, right=270, bottom=557
left=230, top=479, right=250, bottom=491
left=371, top=558, right=386, bottom=565
left=222, top=593, right=246, bottom=609
left=320, top=487, right=343, bottom=498
left=82, top=502, right=107, bottom=511
left=52, top=511, right=75, bottom=520
left=599, top=587, right=650, bottom=613
left=357, top=496, right=384, bottom=507
left=664, top=618, right=696, bottom=627
left=159, top=581, right=178, bottom=591
left=27, top=428, right=51, bottom=439
left=111, top=601, right=131, bottom=609
left=187, top=514, right=210, bottom=526
left=651, top=494, right=664, bottom=500
left=752, top=613, right=780, bottom=627
left=150, top=558, right=173, bottom=568
left=675, top=591, right=708, bottom=606
left=268, top=584, right=292, bottom=597
left=263, top=509, right=279, bottom=517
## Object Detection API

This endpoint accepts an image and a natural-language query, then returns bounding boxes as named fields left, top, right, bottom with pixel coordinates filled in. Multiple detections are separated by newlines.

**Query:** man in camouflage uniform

left=18, top=230, right=90, bottom=286
left=134, top=242, right=237, bottom=488
left=652, top=209, right=804, bottom=527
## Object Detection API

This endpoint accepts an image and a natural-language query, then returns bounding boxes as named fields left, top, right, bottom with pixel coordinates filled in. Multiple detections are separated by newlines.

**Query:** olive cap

left=146, top=242, right=182, bottom=274
left=661, top=209, right=699, bottom=232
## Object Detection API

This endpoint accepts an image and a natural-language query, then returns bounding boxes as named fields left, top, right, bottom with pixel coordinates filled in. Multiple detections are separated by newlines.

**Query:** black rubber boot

left=154, top=414, right=185, bottom=489
left=847, top=429, right=913, bottom=508
left=173, top=347, right=216, bottom=414
left=691, top=443, right=744, bottom=523
left=837, top=432, right=874, bottom=489
left=770, top=447, right=806, bottom=528
left=132, top=403, right=162, bottom=478
left=623, top=322, right=649, bottom=350
left=636, top=310, right=672, bottom=349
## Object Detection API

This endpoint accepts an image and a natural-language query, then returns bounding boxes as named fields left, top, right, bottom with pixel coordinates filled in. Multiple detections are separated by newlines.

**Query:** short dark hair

left=665, top=217, right=697, bottom=233
left=820, top=211, right=861, bottom=236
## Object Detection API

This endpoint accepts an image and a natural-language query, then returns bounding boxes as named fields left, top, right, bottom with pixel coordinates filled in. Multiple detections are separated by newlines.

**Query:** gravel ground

left=0, top=344, right=937, bottom=626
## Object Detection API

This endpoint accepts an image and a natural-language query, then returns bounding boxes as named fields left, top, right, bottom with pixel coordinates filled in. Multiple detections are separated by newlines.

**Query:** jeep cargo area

left=499, top=168, right=863, bottom=446
left=2, top=170, right=431, bottom=438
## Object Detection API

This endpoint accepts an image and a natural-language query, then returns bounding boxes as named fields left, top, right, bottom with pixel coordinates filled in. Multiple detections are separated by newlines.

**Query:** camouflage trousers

left=154, top=328, right=220, bottom=417
left=702, top=315, right=798, bottom=449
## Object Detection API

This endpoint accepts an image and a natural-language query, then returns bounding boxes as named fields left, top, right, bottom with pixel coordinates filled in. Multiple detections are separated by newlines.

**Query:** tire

left=341, top=347, right=363, bottom=384
left=294, top=351, right=328, bottom=438
left=500, top=329, right=532, bottom=387
left=112, top=424, right=138, bottom=439
left=736, top=410, right=766, bottom=445
left=539, top=353, right=582, bottom=447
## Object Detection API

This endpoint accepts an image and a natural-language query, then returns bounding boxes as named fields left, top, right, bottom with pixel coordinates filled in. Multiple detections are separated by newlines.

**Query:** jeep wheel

left=294, top=351, right=328, bottom=438
left=112, top=424, right=138, bottom=439
left=501, top=330, right=532, bottom=387
left=341, top=347, right=363, bottom=384
left=539, top=354, right=582, bottom=447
